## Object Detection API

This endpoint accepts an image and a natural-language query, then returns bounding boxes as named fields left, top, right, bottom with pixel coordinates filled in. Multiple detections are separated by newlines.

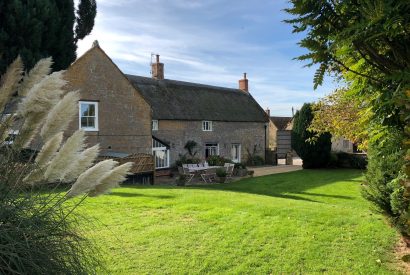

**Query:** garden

left=77, top=169, right=400, bottom=274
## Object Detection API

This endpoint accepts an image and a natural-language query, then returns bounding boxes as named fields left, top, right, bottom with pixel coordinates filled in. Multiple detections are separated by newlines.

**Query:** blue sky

left=77, top=0, right=336, bottom=116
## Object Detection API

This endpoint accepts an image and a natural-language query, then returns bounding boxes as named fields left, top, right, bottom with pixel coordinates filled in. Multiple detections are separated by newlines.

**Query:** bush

left=207, top=155, right=232, bottom=166
left=216, top=168, right=227, bottom=177
left=335, top=152, right=367, bottom=169
left=362, top=128, right=409, bottom=236
left=175, top=154, right=201, bottom=167
left=234, top=162, right=247, bottom=169
left=292, top=103, right=332, bottom=168
left=245, top=155, right=265, bottom=166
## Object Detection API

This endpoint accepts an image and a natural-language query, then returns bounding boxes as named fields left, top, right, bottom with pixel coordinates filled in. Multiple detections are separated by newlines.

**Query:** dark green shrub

left=336, top=152, right=367, bottom=169
left=292, top=103, right=332, bottom=168
left=216, top=168, right=227, bottom=177
left=207, top=155, right=232, bottom=166
left=175, top=154, right=201, bottom=167
left=362, top=128, right=409, bottom=236
left=245, top=155, right=265, bottom=166
left=234, top=162, right=247, bottom=169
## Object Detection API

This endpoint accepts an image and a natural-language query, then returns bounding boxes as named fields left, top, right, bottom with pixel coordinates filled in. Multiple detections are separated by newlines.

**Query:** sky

left=77, top=0, right=337, bottom=116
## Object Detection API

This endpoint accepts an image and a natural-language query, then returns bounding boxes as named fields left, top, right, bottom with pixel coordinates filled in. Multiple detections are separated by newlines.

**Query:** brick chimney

left=239, top=73, right=248, bottom=92
left=265, top=108, right=270, bottom=116
left=151, top=54, right=164, bottom=80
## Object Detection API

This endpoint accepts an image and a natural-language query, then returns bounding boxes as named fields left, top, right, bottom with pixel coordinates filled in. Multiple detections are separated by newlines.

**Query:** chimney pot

left=156, top=54, right=160, bottom=63
left=265, top=108, right=270, bottom=116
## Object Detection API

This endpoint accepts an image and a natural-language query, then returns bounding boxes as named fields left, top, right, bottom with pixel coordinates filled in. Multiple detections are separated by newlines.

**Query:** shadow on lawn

left=108, top=191, right=175, bottom=199
left=189, top=169, right=362, bottom=203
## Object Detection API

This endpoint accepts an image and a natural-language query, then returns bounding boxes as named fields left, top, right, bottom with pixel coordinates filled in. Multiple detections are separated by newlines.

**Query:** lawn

left=77, top=169, right=399, bottom=274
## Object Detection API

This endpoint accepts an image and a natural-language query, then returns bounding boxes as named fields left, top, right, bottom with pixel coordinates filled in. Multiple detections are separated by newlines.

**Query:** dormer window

left=202, top=121, right=213, bottom=131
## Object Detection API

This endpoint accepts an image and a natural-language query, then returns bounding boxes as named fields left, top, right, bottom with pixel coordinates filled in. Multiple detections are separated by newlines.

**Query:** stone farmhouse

left=63, top=42, right=269, bottom=170
left=266, top=114, right=293, bottom=158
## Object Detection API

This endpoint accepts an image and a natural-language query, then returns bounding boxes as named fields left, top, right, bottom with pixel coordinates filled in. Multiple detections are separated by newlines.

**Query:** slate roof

left=270, top=116, right=292, bottom=130
left=126, top=75, right=268, bottom=122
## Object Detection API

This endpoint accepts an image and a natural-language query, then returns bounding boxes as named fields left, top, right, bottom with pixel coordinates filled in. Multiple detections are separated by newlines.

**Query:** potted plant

left=234, top=163, right=248, bottom=177
left=216, top=168, right=227, bottom=183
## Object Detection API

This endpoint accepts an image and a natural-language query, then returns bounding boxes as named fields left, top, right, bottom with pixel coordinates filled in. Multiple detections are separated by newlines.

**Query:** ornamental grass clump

left=0, top=57, right=133, bottom=274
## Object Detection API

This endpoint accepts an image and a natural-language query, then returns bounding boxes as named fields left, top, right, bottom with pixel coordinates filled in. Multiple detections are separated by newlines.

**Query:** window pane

left=81, top=104, right=90, bottom=117
left=87, top=117, right=95, bottom=128
left=88, top=104, right=95, bottom=116
left=81, top=117, right=88, bottom=127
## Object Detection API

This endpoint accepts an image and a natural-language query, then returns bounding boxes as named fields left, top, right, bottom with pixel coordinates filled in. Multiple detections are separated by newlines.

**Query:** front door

left=231, top=144, right=241, bottom=163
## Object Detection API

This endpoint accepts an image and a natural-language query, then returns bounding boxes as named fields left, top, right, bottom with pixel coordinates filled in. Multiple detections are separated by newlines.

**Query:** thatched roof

left=270, top=116, right=293, bottom=130
left=126, top=75, right=268, bottom=122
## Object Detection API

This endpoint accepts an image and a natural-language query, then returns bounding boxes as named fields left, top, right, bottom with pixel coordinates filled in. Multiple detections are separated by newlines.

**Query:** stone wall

left=153, top=120, right=266, bottom=165
left=63, top=46, right=152, bottom=154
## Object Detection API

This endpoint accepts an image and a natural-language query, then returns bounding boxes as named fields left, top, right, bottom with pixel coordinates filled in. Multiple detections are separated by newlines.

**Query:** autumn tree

left=285, top=0, right=410, bottom=236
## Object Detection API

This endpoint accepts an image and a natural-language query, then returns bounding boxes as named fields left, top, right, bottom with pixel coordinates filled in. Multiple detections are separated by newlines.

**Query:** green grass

left=77, top=169, right=399, bottom=274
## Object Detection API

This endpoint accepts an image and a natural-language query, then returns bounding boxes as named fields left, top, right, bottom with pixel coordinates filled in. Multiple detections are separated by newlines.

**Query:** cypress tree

left=0, top=0, right=97, bottom=74
left=291, top=103, right=332, bottom=169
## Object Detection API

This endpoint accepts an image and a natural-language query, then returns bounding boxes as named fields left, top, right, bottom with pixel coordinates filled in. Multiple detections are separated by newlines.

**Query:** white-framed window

left=205, top=143, right=219, bottom=158
left=79, top=101, right=98, bottom=131
left=152, top=138, right=170, bottom=169
left=202, top=120, right=213, bottom=131
left=231, top=143, right=241, bottom=163
left=152, top=120, right=158, bottom=131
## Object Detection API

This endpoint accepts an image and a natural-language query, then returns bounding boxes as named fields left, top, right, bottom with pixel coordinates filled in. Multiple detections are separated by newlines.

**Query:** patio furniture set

left=178, top=163, right=235, bottom=183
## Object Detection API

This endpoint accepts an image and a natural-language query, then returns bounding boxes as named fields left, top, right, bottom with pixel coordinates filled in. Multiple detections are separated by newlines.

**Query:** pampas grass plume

left=0, top=57, right=23, bottom=111
left=62, top=144, right=100, bottom=183
left=40, top=91, right=79, bottom=141
left=35, top=132, right=64, bottom=166
left=44, top=130, right=85, bottom=182
left=89, top=162, right=133, bottom=197
left=18, top=57, right=53, bottom=96
left=67, top=159, right=118, bottom=198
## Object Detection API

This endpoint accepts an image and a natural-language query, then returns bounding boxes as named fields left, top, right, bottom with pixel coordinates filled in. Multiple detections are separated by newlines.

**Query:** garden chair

left=201, top=168, right=216, bottom=183
left=224, top=163, right=234, bottom=181
left=178, top=166, right=194, bottom=184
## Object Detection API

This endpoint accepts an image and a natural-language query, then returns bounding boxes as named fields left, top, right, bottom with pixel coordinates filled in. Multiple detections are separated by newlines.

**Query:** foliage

left=175, top=154, right=200, bottom=167
left=292, top=103, right=332, bottom=168
left=183, top=140, right=199, bottom=158
left=78, top=170, right=398, bottom=273
left=245, top=155, right=265, bottom=166
left=207, top=155, right=232, bottom=166
left=334, top=152, right=367, bottom=169
left=362, top=128, right=408, bottom=235
left=216, top=168, right=227, bottom=177
left=234, top=162, right=247, bottom=169
left=0, top=58, right=131, bottom=273
left=285, top=0, right=410, bottom=234
left=0, top=0, right=97, bottom=73
left=309, top=89, right=370, bottom=150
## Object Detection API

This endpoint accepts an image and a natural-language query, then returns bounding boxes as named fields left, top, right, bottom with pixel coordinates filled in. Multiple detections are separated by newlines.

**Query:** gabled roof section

left=270, top=116, right=293, bottom=130
left=126, top=75, right=268, bottom=122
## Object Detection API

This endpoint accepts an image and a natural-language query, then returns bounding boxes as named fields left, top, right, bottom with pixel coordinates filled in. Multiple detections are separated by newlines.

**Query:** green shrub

left=234, top=162, right=247, bottom=169
left=175, top=154, right=201, bottom=167
left=292, top=103, right=332, bottom=168
left=216, top=168, right=227, bottom=177
left=207, top=155, right=232, bottom=166
left=335, top=152, right=367, bottom=169
left=362, top=128, right=409, bottom=236
left=245, top=155, right=265, bottom=166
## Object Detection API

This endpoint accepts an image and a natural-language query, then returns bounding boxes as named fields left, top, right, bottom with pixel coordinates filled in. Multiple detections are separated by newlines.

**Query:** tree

left=0, top=0, right=97, bottom=73
left=285, top=0, right=410, bottom=236
left=309, top=88, right=370, bottom=150
left=292, top=103, right=332, bottom=168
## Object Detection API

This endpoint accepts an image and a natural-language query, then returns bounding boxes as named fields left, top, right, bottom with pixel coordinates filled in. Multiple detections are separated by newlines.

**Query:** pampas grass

left=35, top=132, right=64, bottom=166
left=0, top=56, right=23, bottom=112
left=18, top=57, right=53, bottom=97
left=62, top=144, right=100, bottom=183
left=89, top=162, right=133, bottom=197
left=67, top=159, right=118, bottom=198
left=44, top=130, right=85, bottom=182
left=40, top=91, right=79, bottom=141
